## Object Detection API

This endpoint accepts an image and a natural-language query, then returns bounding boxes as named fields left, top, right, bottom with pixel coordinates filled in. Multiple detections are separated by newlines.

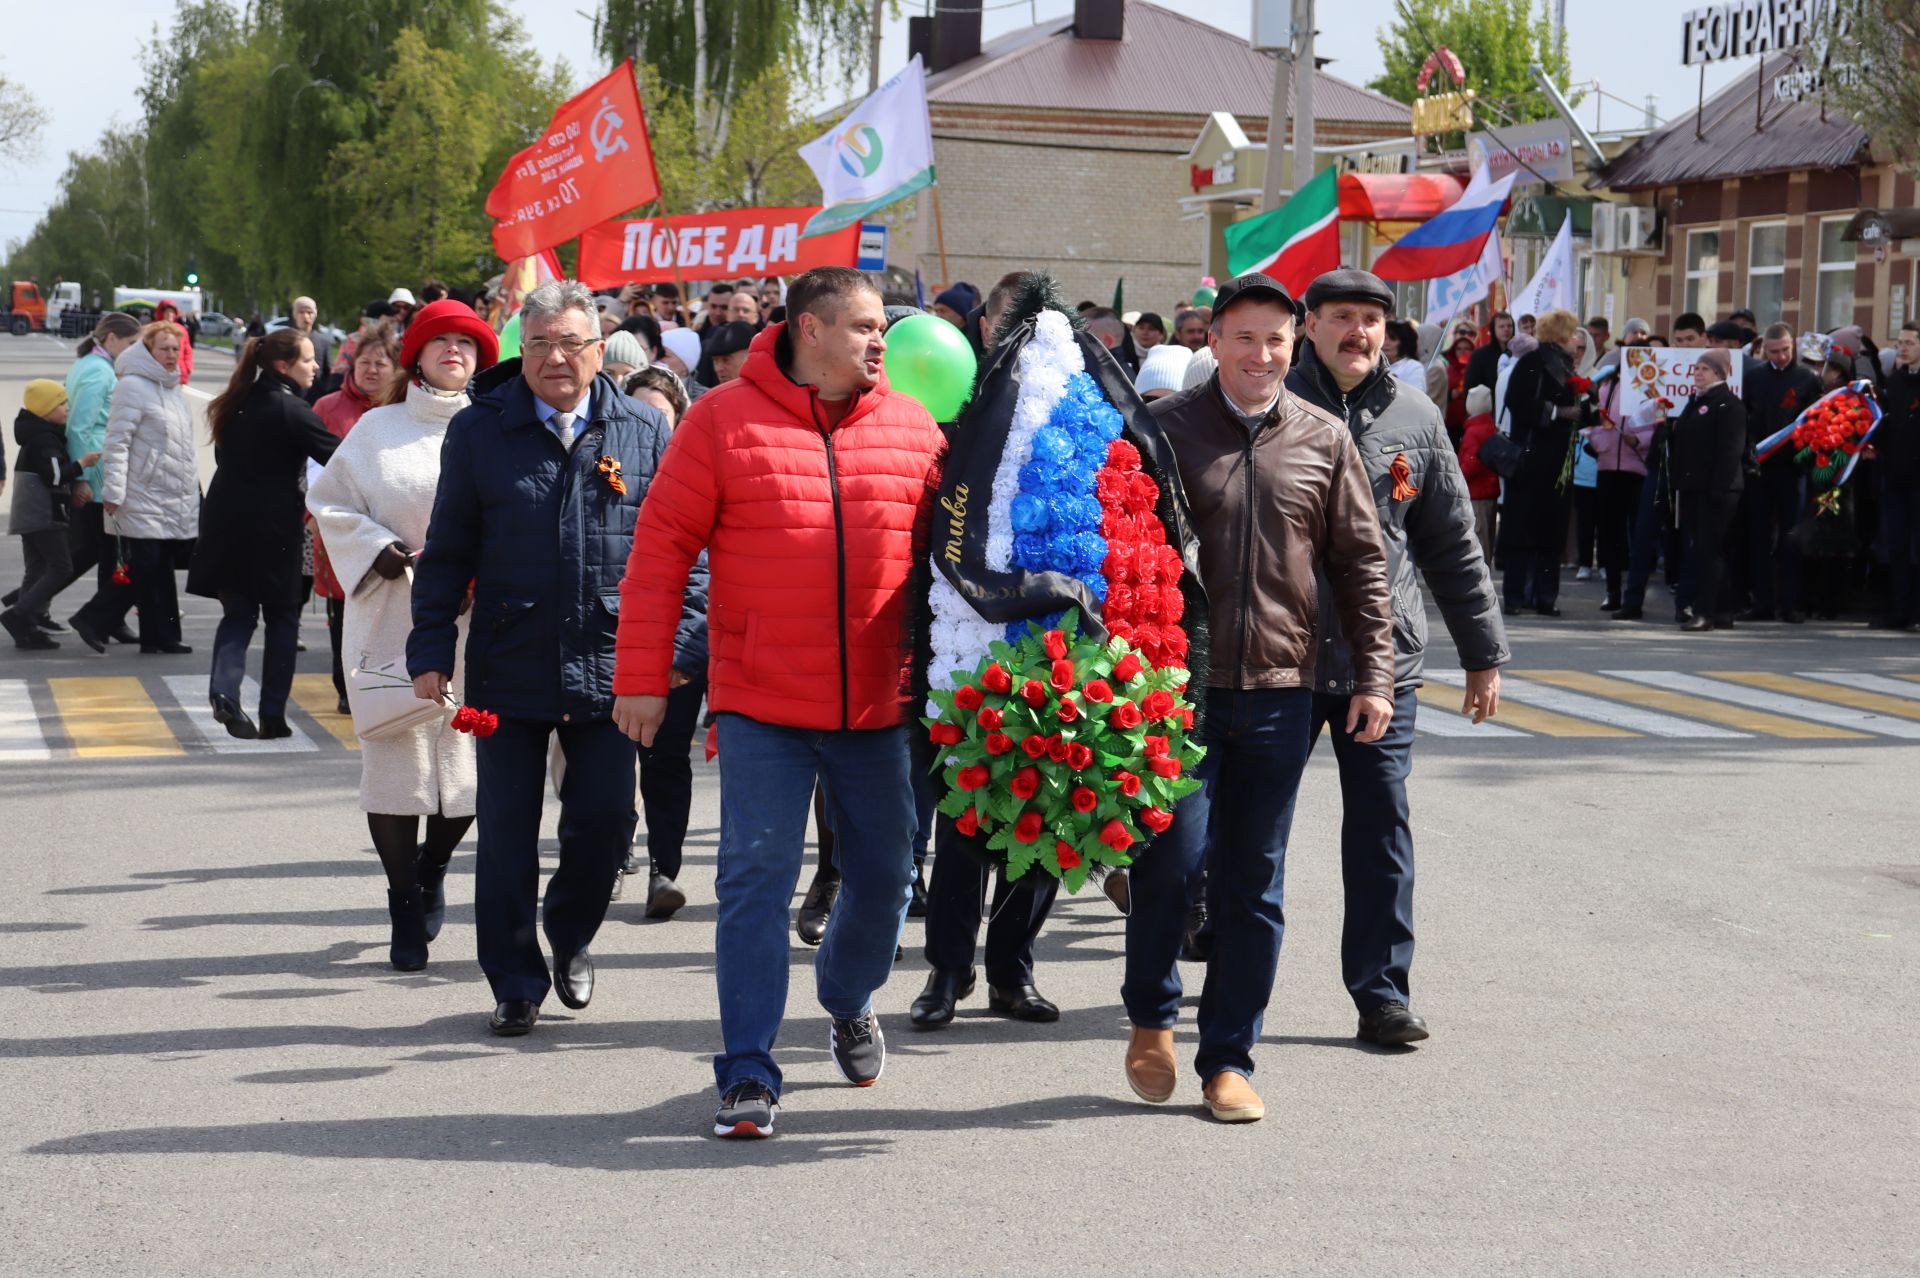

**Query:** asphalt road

left=0, top=334, right=1916, bottom=1275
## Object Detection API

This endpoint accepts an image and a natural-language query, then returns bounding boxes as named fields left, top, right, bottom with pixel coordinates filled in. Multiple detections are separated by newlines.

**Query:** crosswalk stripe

left=1410, top=686, right=1529, bottom=737
left=1708, top=671, right=1920, bottom=724
left=289, top=674, right=360, bottom=750
left=1523, top=669, right=1852, bottom=739
left=1420, top=679, right=1634, bottom=737
left=47, top=676, right=184, bottom=757
left=1604, top=671, right=1920, bottom=739
left=1793, top=671, right=1920, bottom=705
left=0, top=680, right=52, bottom=761
left=1436, top=669, right=1746, bottom=738
left=160, top=676, right=319, bottom=753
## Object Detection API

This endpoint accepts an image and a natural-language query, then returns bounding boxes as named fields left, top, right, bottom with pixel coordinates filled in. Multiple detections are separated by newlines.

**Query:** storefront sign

left=1620, top=346, right=1745, bottom=419
left=575, top=206, right=859, bottom=287
left=1190, top=154, right=1241, bottom=192
left=1335, top=145, right=1416, bottom=176
left=1680, top=0, right=1826, bottom=68
left=1412, top=91, right=1475, bottom=136
left=1466, top=120, right=1575, bottom=186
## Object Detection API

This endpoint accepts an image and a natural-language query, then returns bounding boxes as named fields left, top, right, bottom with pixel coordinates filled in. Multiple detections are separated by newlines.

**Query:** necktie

left=553, top=411, right=575, bottom=450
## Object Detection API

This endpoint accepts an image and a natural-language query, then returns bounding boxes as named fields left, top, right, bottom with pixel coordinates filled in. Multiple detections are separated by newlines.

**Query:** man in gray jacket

left=1285, top=268, right=1510, bottom=1046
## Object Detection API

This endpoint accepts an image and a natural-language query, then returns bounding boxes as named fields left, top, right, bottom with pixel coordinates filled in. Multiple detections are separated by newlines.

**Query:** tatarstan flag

left=1223, top=166, right=1340, bottom=294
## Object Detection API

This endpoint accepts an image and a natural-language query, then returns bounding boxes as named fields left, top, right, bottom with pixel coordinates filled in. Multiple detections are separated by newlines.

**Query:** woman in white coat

left=308, top=301, right=500, bottom=970
left=99, top=322, right=199, bottom=654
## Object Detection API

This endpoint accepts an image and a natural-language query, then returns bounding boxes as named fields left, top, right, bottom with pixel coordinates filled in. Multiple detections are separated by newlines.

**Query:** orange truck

left=4, top=279, right=83, bottom=336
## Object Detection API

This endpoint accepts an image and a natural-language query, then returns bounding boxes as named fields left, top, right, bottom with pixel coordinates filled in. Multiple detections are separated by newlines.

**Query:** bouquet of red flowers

left=924, top=609, right=1204, bottom=893
left=1755, top=379, right=1882, bottom=505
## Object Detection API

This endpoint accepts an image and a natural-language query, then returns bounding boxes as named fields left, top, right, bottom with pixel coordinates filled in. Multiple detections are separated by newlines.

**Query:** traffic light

left=185, top=255, right=199, bottom=288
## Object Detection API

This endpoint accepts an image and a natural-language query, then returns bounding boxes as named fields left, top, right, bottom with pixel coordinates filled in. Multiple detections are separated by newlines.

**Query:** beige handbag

left=348, top=658, right=453, bottom=742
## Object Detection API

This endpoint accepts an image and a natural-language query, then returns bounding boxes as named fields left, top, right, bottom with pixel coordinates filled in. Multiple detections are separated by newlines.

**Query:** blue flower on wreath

left=1009, top=371, right=1118, bottom=637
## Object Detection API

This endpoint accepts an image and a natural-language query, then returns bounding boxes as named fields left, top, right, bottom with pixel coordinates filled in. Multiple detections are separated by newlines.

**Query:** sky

left=0, top=0, right=1756, bottom=255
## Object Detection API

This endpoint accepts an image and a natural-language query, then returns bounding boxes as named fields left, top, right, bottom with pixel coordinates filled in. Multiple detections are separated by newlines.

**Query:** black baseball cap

left=1302, top=267, right=1396, bottom=314
left=1211, top=272, right=1303, bottom=322
left=1704, top=320, right=1748, bottom=342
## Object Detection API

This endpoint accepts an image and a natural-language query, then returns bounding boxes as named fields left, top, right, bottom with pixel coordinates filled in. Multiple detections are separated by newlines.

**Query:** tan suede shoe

left=1124, top=1026, right=1177, bottom=1103
left=1202, top=1071, right=1265, bottom=1123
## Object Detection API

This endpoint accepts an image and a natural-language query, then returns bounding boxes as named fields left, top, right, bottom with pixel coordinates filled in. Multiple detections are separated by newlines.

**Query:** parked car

left=197, top=312, right=236, bottom=337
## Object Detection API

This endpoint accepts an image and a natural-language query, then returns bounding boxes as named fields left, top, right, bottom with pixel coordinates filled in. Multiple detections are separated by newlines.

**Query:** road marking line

left=1709, top=671, right=1920, bottom=723
left=1604, top=671, right=1920, bottom=739
left=1795, top=671, right=1920, bottom=703
left=1436, top=669, right=1743, bottom=738
left=47, top=676, right=184, bottom=757
left=1524, top=669, right=1850, bottom=739
left=1410, top=686, right=1529, bottom=736
left=289, top=673, right=359, bottom=750
left=161, top=676, right=318, bottom=753
left=0, top=680, right=52, bottom=761
left=1419, top=679, right=1633, bottom=737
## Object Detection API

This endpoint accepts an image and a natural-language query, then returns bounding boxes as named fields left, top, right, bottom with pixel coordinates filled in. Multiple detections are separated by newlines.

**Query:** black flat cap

left=1212, top=272, right=1303, bottom=322
left=703, top=320, right=757, bottom=358
left=1302, top=267, right=1395, bottom=313
left=1704, top=320, right=1748, bottom=342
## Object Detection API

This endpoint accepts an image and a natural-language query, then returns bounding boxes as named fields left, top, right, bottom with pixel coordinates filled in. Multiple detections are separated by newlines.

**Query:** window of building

left=1746, top=221, right=1787, bottom=326
left=1684, top=230, right=1720, bottom=319
left=1815, top=217, right=1856, bottom=332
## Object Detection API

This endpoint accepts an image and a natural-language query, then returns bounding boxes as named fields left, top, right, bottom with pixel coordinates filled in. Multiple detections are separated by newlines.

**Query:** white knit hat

left=1181, top=345, right=1217, bottom=392
left=660, top=327, right=702, bottom=372
left=1135, top=343, right=1194, bottom=397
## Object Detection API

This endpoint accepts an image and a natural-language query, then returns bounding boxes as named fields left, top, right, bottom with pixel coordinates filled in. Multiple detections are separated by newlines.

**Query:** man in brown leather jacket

left=1122, top=272, right=1396, bottom=1124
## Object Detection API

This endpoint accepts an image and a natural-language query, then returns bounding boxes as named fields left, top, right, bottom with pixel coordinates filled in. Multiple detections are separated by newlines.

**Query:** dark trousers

left=1571, top=485, right=1598, bottom=569
left=1747, top=466, right=1804, bottom=614
left=1309, top=687, right=1419, bottom=1014
left=210, top=592, right=300, bottom=718
left=475, top=715, right=636, bottom=1004
left=69, top=507, right=136, bottom=631
left=635, top=671, right=706, bottom=879
left=1883, top=471, right=1920, bottom=625
left=1595, top=471, right=1644, bottom=598
left=1622, top=457, right=1680, bottom=613
left=11, top=529, right=72, bottom=620
left=126, top=538, right=183, bottom=648
left=325, top=597, right=346, bottom=699
left=1679, top=490, right=1738, bottom=623
left=1122, top=686, right=1313, bottom=1081
left=1502, top=548, right=1561, bottom=610
left=922, top=822, right=1060, bottom=988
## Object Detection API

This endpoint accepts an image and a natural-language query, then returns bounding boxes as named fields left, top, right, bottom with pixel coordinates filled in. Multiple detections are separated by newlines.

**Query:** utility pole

left=1258, top=2, right=1295, bottom=211
left=1259, top=0, right=1316, bottom=211
left=870, top=0, right=885, bottom=91
left=1291, top=0, right=1315, bottom=196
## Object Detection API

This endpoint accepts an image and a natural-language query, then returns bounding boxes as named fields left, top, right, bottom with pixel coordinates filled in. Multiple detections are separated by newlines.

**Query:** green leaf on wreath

left=936, top=788, right=971, bottom=819
left=1061, top=862, right=1091, bottom=895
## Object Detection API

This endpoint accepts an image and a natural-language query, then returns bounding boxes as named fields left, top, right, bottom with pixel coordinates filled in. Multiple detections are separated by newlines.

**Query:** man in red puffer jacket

left=613, top=266, right=944, bottom=1139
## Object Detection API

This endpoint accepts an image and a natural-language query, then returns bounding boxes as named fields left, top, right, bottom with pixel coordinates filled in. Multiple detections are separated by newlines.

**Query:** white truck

left=112, top=286, right=205, bottom=317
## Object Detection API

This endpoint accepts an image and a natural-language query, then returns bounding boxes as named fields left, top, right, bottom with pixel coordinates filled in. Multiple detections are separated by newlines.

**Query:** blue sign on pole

left=857, top=222, right=889, bottom=272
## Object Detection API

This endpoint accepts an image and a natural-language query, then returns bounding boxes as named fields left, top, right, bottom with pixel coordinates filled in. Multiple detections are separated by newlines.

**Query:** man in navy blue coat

left=409, top=281, right=707, bottom=1036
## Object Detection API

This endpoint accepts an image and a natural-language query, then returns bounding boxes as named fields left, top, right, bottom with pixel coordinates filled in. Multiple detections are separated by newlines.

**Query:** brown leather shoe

left=1202, top=1071, right=1265, bottom=1123
left=1124, top=1026, right=1177, bottom=1103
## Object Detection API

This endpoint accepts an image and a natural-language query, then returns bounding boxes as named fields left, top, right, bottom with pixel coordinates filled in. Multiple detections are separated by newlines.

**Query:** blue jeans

left=1122, top=686, right=1313, bottom=1081
left=713, top=714, right=916, bottom=1098
left=1309, top=686, right=1419, bottom=1013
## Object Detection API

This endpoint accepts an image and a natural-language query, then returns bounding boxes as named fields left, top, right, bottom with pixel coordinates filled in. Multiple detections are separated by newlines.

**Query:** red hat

left=400, top=299, right=500, bottom=374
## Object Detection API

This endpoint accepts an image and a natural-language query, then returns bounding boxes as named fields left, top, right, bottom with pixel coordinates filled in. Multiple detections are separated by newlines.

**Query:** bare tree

left=1823, top=1, right=1920, bottom=172
left=0, top=76, right=48, bottom=167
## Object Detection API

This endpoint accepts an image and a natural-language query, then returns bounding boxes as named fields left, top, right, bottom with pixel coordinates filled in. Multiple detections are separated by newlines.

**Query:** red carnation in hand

left=1056, top=696, right=1080, bottom=723
left=1020, top=734, right=1048, bottom=759
left=1081, top=678, right=1114, bottom=704
left=1021, top=679, right=1048, bottom=708
left=1071, top=786, right=1098, bottom=814
left=1014, top=811, right=1044, bottom=843
left=1048, top=659, right=1075, bottom=693
left=111, top=563, right=132, bottom=586
left=1112, top=768, right=1142, bottom=797
left=984, top=732, right=1013, bottom=755
left=1143, top=734, right=1170, bottom=759
left=1139, top=807, right=1174, bottom=834
left=1066, top=742, right=1093, bottom=771
left=954, top=684, right=984, bottom=711
left=451, top=705, right=498, bottom=737
left=1045, top=734, right=1071, bottom=763
left=977, top=706, right=1003, bottom=731
left=1043, top=630, right=1068, bottom=660
left=981, top=662, right=1012, bottom=694
left=1148, top=755, right=1183, bottom=779
left=1110, top=652, right=1144, bottom=683
left=1055, top=840, right=1082, bottom=870
left=1010, top=766, right=1041, bottom=799
left=1099, top=819, right=1135, bottom=852
left=957, top=764, right=990, bottom=792
left=929, top=722, right=964, bottom=747
left=955, top=808, right=980, bottom=836
left=1142, top=689, right=1177, bottom=721
left=1108, top=700, right=1144, bottom=729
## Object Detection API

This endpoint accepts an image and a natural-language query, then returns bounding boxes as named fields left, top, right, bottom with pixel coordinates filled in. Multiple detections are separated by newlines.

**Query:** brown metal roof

left=1600, top=49, right=1867, bottom=189
left=924, top=1, right=1410, bottom=127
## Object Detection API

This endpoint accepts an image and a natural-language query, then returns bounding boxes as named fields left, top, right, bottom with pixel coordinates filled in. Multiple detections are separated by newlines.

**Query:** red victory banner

left=487, top=61, right=660, bottom=261
left=576, top=207, right=861, bottom=288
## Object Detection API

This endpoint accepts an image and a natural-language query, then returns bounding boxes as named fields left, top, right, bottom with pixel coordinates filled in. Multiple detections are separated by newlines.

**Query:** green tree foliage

left=8, top=132, right=153, bottom=304
left=644, top=63, right=825, bottom=213
left=1822, top=2, right=1920, bottom=173
left=1371, top=0, right=1575, bottom=137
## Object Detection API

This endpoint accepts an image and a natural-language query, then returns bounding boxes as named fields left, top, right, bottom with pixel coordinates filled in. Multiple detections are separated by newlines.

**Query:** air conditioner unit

left=1618, top=205, right=1664, bottom=255
left=1593, top=205, right=1623, bottom=254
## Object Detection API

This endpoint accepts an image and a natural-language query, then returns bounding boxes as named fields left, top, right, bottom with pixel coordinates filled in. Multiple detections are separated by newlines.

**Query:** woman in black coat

left=1496, top=308, right=1585, bottom=615
left=187, top=329, right=339, bottom=738
left=1668, top=348, right=1748, bottom=631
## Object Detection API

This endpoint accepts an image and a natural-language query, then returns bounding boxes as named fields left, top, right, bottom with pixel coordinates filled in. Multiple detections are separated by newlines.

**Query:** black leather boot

left=415, top=846, right=450, bottom=942
left=387, top=887, right=429, bottom=971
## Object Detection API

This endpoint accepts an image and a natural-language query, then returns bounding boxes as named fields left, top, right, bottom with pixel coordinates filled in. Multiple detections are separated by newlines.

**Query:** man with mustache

left=1285, top=267, right=1509, bottom=1048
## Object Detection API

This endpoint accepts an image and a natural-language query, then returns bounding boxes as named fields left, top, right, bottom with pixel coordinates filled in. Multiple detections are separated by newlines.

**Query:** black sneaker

left=713, top=1080, right=776, bottom=1138
left=829, top=1010, right=885, bottom=1086
left=1356, top=1001, right=1430, bottom=1045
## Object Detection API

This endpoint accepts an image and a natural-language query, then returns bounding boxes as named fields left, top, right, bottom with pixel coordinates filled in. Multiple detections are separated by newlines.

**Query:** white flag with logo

left=799, top=55, right=936, bottom=238
left=1509, top=214, right=1576, bottom=320
left=1425, top=229, right=1504, bottom=336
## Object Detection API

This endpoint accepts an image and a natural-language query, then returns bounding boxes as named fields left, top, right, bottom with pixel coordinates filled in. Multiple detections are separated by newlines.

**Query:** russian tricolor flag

left=1371, top=167, right=1520, bottom=282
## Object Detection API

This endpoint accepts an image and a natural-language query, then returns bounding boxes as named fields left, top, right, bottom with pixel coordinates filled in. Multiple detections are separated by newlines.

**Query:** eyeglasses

left=523, top=336, right=603, bottom=360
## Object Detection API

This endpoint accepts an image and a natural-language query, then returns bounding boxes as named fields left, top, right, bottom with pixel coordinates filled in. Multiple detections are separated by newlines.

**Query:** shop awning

left=1337, top=172, right=1466, bottom=223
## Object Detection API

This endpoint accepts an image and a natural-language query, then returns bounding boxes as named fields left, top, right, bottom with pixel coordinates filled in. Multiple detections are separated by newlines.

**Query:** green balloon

left=498, top=312, right=521, bottom=361
left=883, top=314, right=977, bottom=422
left=1191, top=285, right=1218, bottom=308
